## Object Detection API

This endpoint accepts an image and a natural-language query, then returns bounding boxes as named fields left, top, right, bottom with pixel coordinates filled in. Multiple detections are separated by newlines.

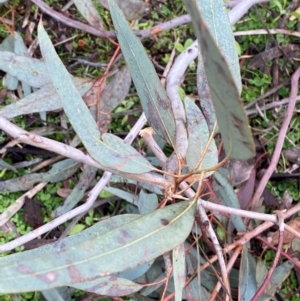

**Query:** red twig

left=249, top=67, right=300, bottom=212
left=251, top=212, right=285, bottom=301
left=257, top=236, right=300, bottom=269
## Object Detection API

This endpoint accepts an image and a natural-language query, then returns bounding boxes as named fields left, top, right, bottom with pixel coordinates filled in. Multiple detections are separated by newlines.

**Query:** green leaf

left=184, top=0, right=255, bottom=160
left=0, top=51, right=49, bottom=88
left=73, top=0, right=104, bottom=29
left=38, top=21, right=154, bottom=174
left=72, top=276, right=143, bottom=296
left=0, top=159, right=17, bottom=172
left=98, top=66, right=132, bottom=133
left=239, top=245, right=257, bottom=301
left=0, top=77, right=94, bottom=119
left=99, top=0, right=150, bottom=20
left=69, top=224, right=86, bottom=236
left=175, top=42, right=185, bottom=53
left=41, top=289, right=65, bottom=301
left=195, top=0, right=242, bottom=132
left=0, top=159, right=80, bottom=193
left=53, top=165, right=97, bottom=217
left=184, top=97, right=217, bottom=176
left=173, top=243, right=185, bottom=301
left=213, top=170, right=246, bottom=233
left=0, top=35, right=18, bottom=90
left=195, top=0, right=242, bottom=94
left=13, top=32, right=32, bottom=96
left=265, top=261, right=294, bottom=296
left=136, top=190, right=158, bottom=214
left=108, top=0, right=176, bottom=146
left=0, top=201, right=195, bottom=293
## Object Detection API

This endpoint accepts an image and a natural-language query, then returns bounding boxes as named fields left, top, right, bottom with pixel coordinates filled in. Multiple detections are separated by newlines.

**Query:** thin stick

left=210, top=246, right=242, bottom=301
left=249, top=67, right=300, bottom=211
left=251, top=212, right=285, bottom=301
left=234, top=28, right=300, bottom=39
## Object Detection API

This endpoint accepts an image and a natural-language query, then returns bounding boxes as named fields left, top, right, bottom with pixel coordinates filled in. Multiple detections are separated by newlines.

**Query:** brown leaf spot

left=67, top=262, right=82, bottom=283
left=160, top=219, right=169, bottom=226
left=122, top=229, right=131, bottom=238
left=18, top=264, right=35, bottom=275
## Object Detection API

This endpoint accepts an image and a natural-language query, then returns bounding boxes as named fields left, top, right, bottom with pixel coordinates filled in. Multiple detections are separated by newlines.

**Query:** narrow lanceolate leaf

left=14, top=32, right=32, bottom=96
left=98, top=66, right=132, bottom=133
left=0, top=159, right=17, bottom=172
left=0, top=159, right=81, bottom=193
left=239, top=245, right=257, bottom=301
left=0, top=35, right=18, bottom=90
left=73, top=0, right=104, bottom=29
left=213, top=171, right=246, bottom=233
left=52, top=165, right=97, bottom=217
left=0, top=201, right=195, bottom=293
left=99, top=0, right=150, bottom=20
left=72, top=276, right=143, bottom=296
left=196, top=0, right=242, bottom=132
left=184, top=97, right=217, bottom=177
left=108, top=0, right=176, bottom=147
left=173, top=243, right=186, bottom=301
left=0, top=78, right=94, bottom=119
left=196, top=0, right=242, bottom=94
left=0, top=51, right=49, bottom=88
left=183, top=0, right=255, bottom=160
left=38, top=22, right=154, bottom=174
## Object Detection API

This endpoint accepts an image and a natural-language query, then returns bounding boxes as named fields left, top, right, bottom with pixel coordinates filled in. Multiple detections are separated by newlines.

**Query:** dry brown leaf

left=268, top=217, right=300, bottom=245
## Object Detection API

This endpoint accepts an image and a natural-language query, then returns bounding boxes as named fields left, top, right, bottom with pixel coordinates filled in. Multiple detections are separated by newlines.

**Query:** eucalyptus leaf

left=173, top=243, right=185, bottom=301
left=0, top=159, right=17, bottom=172
left=213, top=170, right=246, bottom=232
left=99, top=66, right=132, bottom=133
left=0, top=51, right=49, bottom=88
left=183, top=0, right=255, bottom=160
left=265, top=261, right=294, bottom=296
left=99, top=0, right=150, bottom=20
left=0, top=78, right=95, bottom=119
left=196, top=0, right=241, bottom=94
left=41, top=289, right=65, bottom=301
left=136, top=190, right=158, bottom=214
left=239, top=245, right=257, bottom=301
left=108, top=0, right=176, bottom=146
left=52, top=165, right=97, bottom=217
left=14, top=32, right=32, bottom=96
left=0, top=201, right=195, bottom=293
left=0, top=159, right=81, bottom=193
left=73, top=0, right=104, bottom=29
left=117, top=261, right=153, bottom=281
left=196, top=0, right=242, bottom=132
left=38, top=21, right=154, bottom=174
left=0, top=35, right=18, bottom=90
left=184, top=96, right=217, bottom=176
left=73, top=276, right=143, bottom=296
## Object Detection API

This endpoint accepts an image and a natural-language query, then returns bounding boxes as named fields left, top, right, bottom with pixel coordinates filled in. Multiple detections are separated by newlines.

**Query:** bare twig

left=198, top=201, right=300, bottom=273
left=0, top=182, right=47, bottom=227
left=246, top=96, right=300, bottom=116
left=244, top=79, right=290, bottom=109
left=0, top=116, right=168, bottom=190
left=249, top=67, right=300, bottom=211
left=257, top=235, right=300, bottom=268
left=251, top=212, right=285, bottom=301
left=197, top=202, right=231, bottom=300
left=210, top=246, right=243, bottom=301
left=234, top=28, right=300, bottom=39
